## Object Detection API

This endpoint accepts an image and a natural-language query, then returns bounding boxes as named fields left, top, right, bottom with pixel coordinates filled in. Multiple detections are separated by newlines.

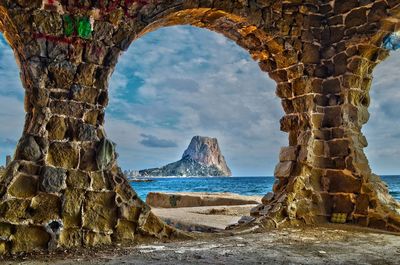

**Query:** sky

left=0, top=26, right=400, bottom=176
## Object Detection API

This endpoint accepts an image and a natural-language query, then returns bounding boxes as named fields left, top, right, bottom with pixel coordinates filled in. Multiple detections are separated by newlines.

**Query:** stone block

left=30, top=193, right=61, bottom=224
left=17, top=161, right=41, bottom=176
left=293, top=77, right=311, bottom=97
left=332, top=194, right=354, bottom=214
left=119, top=204, right=141, bottom=222
left=322, top=78, right=341, bottom=94
left=276, top=82, right=292, bottom=98
left=40, top=166, right=67, bottom=193
left=302, top=43, right=320, bottom=64
left=47, top=116, right=67, bottom=140
left=83, top=110, right=100, bottom=126
left=345, top=8, right=367, bottom=28
left=84, top=42, right=107, bottom=65
left=368, top=216, right=387, bottom=230
left=83, top=192, right=117, bottom=233
left=76, top=63, right=97, bottom=87
left=0, top=223, right=13, bottom=240
left=334, top=0, right=358, bottom=14
left=326, top=170, right=361, bottom=193
left=11, top=226, right=50, bottom=253
left=48, top=61, right=77, bottom=89
left=115, top=182, right=136, bottom=203
left=79, top=145, right=99, bottom=171
left=62, top=189, right=84, bottom=228
left=8, top=174, right=38, bottom=198
left=355, top=194, right=369, bottom=215
left=0, top=240, right=8, bottom=255
left=83, top=232, right=112, bottom=247
left=78, top=123, right=99, bottom=141
left=114, top=219, right=136, bottom=241
left=261, top=192, right=274, bottom=205
left=279, top=146, right=298, bottom=161
left=312, top=140, right=325, bottom=156
left=91, top=171, right=111, bottom=191
left=59, top=228, right=82, bottom=248
left=49, top=100, right=85, bottom=118
left=16, top=136, right=41, bottom=161
left=66, top=170, right=90, bottom=189
left=274, top=161, right=294, bottom=177
left=140, top=212, right=165, bottom=236
left=47, top=142, right=79, bottom=169
left=322, top=106, right=342, bottom=127
left=70, top=84, right=100, bottom=105
left=0, top=199, right=30, bottom=223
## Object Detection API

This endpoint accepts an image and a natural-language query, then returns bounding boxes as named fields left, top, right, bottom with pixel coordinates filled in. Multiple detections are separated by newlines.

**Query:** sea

left=131, top=175, right=400, bottom=202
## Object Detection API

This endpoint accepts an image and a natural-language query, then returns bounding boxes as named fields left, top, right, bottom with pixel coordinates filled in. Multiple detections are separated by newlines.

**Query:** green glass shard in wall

left=63, top=15, right=75, bottom=37
left=77, top=17, right=92, bottom=39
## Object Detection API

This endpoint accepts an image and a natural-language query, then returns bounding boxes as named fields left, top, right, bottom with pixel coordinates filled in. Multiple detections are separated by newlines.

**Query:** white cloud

left=363, top=49, right=400, bottom=175
left=107, top=26, right=286, bottom=175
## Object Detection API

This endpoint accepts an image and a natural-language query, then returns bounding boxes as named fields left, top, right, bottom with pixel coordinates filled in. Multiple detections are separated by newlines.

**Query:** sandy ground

left=152, top=204, right=256, bottom=231
left=2, top=225, right=400, bottom=265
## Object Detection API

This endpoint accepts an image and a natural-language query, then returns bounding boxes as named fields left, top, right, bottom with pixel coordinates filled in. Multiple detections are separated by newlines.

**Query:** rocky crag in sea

left=139, top=136, right=232, bottom=177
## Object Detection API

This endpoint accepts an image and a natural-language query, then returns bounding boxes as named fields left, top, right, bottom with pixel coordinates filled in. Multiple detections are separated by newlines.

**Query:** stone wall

left=0, top=0, right=399, bottom=255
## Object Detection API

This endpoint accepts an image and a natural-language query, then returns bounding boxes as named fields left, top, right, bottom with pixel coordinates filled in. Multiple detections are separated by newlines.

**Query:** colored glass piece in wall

left=77, top=17, right=92, bottom=39
left=63, top=15, right=75, bottom=37
left=383, top=32, right=400, bottom=51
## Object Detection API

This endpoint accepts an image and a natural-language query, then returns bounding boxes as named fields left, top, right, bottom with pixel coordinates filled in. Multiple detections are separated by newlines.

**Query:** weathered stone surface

left=16, top=136, right=41, bottom=161
left=11, top=226, right=50, bottom=253
left=40, top=167, right=67, bottom=193
left=0, top=223, right=13, bottom=240
left=91, top=171, right=111, bottom=191
left=8, top=174, right=38, bottom=198
left=83, top=232, right=112, bottom=247
left=82, top=192, right=117, bottom=233
left=119, top=204, right=141, bottom=222
left=47, top=143, right=79, bottom=168
left=47, top=116, right=67, bottom=140
left=59, top=229, right=82, bottom=248
left=274, top=161, right=294, bottom=177
left=30, top=193, right=61, bottom=223
left=62, top=189, right=84, bottom=228
left=66, top=170, right=90, bottom=189
left=0, top=199, right=30, bottom=223
left=114, top=220, right=136, bottom=241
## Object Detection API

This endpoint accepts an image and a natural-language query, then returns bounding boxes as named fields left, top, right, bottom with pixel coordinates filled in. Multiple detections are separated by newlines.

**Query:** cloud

left=106, top=26, right=286, bottom=175
left=139, top=134, right=178, bottom=148
left=0, top=35, right=25, bottom=165
left=362, top=49, right=400, bottom=175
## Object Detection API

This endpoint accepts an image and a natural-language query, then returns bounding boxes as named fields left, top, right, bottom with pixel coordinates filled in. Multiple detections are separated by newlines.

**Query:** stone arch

left=0, top=0, right=399, bottom=256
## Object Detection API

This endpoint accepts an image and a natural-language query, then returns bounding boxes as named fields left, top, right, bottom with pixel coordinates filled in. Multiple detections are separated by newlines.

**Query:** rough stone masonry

left=0, top=0, right=400, bottom=255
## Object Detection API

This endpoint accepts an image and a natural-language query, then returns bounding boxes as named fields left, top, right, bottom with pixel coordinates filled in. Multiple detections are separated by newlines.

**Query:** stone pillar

left=0, top=3, right=179, bottom=255
left=248, top=1, right=400, bottom=232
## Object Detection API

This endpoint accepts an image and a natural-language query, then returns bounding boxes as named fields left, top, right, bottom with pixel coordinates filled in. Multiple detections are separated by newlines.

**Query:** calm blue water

left=131, top=175, right=400, bottom=202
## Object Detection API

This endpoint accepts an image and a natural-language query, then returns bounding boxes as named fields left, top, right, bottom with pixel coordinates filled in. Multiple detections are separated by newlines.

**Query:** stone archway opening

left=362, top=45, right=400, bottom=202
left=105, top=23, right=286, bottom=230
left=1, top=0, right=400, bottom=257
left=0, top=34, right=25, bottom=169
